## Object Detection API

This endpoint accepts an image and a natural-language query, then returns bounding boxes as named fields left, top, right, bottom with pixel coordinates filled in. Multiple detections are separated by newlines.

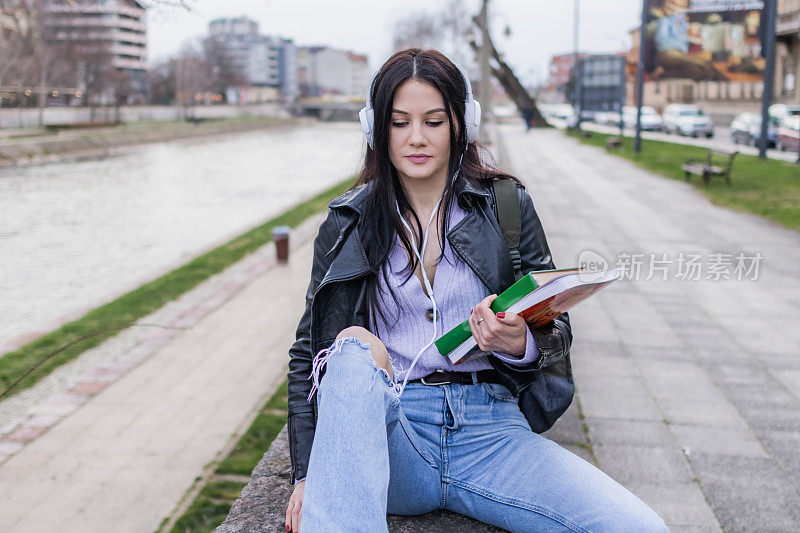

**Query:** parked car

left=593, top=111, right=610, bottom=125
left=662, top=104, right=714, bottom=137
left=730, top=112, right=778, bottom=147
left=768, top=104, right=800, bottom=125
left=548, top=104, right=576, bottom=121
left=621, top=106, right=663, bottom=131
left=776, top=115, right=800, bottom=153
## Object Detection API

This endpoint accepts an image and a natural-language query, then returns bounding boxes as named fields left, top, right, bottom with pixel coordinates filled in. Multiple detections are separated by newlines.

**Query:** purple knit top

left=369, top=197, right=540, bottom=381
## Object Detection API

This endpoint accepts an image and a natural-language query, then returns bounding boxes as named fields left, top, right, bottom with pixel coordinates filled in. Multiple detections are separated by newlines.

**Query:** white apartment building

left=43, top=0, right=147, bottom=71
left=297, top=46, right=369, bottom=98
left=41, top=0, right=148, bottom=100
left=207, top=16, right=298, bottom=101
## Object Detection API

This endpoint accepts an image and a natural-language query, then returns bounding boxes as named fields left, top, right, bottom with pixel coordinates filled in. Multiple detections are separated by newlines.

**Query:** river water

left=0, top=122, right=364, bottom=355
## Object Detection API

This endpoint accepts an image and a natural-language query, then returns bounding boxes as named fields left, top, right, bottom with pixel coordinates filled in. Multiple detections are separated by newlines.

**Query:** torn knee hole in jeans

left=307, top=336, right=403, bottom=402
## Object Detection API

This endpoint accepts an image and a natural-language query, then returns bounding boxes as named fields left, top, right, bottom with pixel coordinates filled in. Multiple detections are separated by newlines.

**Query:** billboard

left=570, top=55, right=627, bottom=114
left=642, top=0, right=766, bottom=82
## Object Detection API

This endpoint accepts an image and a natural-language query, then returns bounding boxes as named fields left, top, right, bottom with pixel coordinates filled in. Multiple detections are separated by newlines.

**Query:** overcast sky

left=147, top=0, right=642, bottom=86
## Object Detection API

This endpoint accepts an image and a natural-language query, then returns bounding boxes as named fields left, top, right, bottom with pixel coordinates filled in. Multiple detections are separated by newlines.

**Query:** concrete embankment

left=0, top=114, right=305, bottom=168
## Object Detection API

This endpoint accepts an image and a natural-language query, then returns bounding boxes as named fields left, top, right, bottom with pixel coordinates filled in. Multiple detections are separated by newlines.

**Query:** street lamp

left=573, top=0, right=582, bottom=129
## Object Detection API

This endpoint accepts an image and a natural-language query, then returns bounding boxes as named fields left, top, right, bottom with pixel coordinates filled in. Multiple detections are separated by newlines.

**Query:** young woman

left=284, top=48, right=667, bottom=533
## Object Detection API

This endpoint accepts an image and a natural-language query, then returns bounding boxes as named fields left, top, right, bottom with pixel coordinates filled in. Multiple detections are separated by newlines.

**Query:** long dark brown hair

left=352, top=48, right=520, bottom=332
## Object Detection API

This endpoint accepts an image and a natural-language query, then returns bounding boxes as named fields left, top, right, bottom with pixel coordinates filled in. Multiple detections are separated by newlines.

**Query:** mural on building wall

left=643, top=0, right=766, bottom=82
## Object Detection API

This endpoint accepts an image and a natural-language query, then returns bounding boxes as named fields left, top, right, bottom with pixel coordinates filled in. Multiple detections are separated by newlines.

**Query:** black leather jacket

left=286, top=177, right=572, bottom=484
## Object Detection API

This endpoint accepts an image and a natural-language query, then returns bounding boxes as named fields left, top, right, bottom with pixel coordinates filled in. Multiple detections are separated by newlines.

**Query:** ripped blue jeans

left=300, top=337, right=668, bottom=533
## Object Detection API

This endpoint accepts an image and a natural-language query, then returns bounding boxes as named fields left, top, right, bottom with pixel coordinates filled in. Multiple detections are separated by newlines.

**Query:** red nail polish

left=497, top=312, right=506, bottom=319
left=470, top=309, right=473, bottom=315
left=286, top=525, right=290, bottom=531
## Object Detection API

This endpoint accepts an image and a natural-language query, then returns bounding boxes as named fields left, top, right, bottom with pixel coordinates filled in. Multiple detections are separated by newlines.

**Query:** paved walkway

left=0, top=216, right=323, bottom=532
left=499, top=124, right=800, bottom=532
left=2, top=124, right=799, bottom=532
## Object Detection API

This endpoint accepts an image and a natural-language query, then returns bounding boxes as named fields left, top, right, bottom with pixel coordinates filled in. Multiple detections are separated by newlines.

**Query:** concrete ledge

left=216, top=425, right=503, bottom=532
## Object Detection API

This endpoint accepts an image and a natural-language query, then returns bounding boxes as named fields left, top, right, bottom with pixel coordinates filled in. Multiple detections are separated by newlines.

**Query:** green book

left=435, top=267, right=619, bottom=364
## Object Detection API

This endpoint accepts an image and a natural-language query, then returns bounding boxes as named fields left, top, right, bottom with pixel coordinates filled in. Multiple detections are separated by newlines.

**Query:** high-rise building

left=206, top=16, right=298, bottom=101
left=297, top=46, right=369, bottom=98
left=41, top=0, right=148, bottom=101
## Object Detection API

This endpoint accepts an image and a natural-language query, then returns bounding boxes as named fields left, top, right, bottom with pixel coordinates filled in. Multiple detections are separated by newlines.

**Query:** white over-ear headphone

left=358, top=57, right=481, bottom=149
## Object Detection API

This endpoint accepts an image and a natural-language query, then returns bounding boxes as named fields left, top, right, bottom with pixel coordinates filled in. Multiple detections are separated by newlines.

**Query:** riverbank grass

left=0, top=177, right=355, bottom=398
left=566, top=129, right=800, bottom=231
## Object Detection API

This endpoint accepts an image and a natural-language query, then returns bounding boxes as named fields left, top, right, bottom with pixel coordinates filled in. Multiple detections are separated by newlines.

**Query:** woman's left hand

left=468, top=294, right=527, bottom=356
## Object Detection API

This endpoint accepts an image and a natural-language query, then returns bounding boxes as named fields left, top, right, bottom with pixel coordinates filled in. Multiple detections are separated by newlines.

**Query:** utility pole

left=634, top=0, right=648, bottom=154
left=759, top=0, right=777, bottom=160
left=573, top=0, right=581, bottom=129
left=479, top=0, right=491, bottom=126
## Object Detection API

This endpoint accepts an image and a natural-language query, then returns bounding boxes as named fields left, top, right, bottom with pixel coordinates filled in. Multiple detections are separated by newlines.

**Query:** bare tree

left=392, top=11, right=439, bottom=52
left=391, top=0, right=472, bottom=67
left=203, top=37, right=245, bottom=101
left=174, top=40, right=209, bottom=117
left=0, top=2, right=30, bottom=125
left=148, top=57, right=176, bottom=105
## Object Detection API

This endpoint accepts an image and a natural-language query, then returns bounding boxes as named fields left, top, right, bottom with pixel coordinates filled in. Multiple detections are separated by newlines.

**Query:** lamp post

left=479, top=0, right=492, bottom=124
left=759, top=0, right=777, bottom=160
left=634, top=0, right=648, bottom=154
left=573, top=0, right=581, bottom=130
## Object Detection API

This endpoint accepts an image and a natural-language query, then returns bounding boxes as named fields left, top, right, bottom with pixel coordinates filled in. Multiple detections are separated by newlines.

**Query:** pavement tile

left=593, top=444, right=694, bottom=485
left=69, top=381, right=108, bottom=396
left=636, top=359, right=721, bottom=402
left=0, top=441, right=24, bottom=455
left=5, top=426, right=47, bottom=442
left=576, top=376, right=663, bottom=422
left=630, top=345, right=697, bottom=363
left=0, top=417, right=24, bottom=436
left=722, top=382, right=800, bottom=411
left=669, top=424, right=768, bottom=458
left=757, top=429, right=800, bottom=489
left=657, top=398, right=747, bottom=428
left=624, top=482, right=721, bottom=530
left=24, top=415, right=60, bottom=428
left=585, top=418, right=674, bottom=448
left=772, top=369, right=800, bottom=402
left=687, top=453, right=800, bottom=532
left=736, top=405, right=800, bottom=432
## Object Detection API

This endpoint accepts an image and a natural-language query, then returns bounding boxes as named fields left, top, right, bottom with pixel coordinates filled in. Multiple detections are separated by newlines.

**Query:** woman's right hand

left=285, top=480, right=305, bottom=532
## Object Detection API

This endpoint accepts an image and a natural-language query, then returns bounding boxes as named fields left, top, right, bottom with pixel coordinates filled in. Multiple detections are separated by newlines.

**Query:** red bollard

left=272, top=226, right=290, bottom=264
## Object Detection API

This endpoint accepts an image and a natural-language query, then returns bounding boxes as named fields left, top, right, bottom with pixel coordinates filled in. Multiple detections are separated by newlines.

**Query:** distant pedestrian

left=283, top=48, right=668, bottom=533
left=522, top=105, right=534, bottom=131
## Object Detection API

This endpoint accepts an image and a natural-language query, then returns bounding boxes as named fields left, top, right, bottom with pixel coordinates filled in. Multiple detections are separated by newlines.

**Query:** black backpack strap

left=492, top=179, right=523, bottom=281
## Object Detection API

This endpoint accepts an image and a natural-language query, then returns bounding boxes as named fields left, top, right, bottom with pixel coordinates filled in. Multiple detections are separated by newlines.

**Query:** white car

left=768, top=104, right=800, bottom=125
left=621, top=106, right=663, bottom=131
left=662, top=104, right=714, bottom=137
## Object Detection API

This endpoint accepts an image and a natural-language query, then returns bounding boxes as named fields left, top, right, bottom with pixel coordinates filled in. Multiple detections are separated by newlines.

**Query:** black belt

left=409, top=368, right=502, bottom=386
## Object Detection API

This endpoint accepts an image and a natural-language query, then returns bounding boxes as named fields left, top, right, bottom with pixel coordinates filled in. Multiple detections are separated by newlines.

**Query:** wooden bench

left=681, top=149, right=737, bottom=186
left=605, top=136, right=622, bottom=150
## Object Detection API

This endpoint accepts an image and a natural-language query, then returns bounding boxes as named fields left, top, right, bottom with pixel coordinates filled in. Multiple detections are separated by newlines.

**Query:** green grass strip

left=0, top=177, right=356, bottom=397
left=566, top=129, right=800, bottom=231
left=216, top=379, right=289, bottom=476
left=166, top=378, right=289, bottom=533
